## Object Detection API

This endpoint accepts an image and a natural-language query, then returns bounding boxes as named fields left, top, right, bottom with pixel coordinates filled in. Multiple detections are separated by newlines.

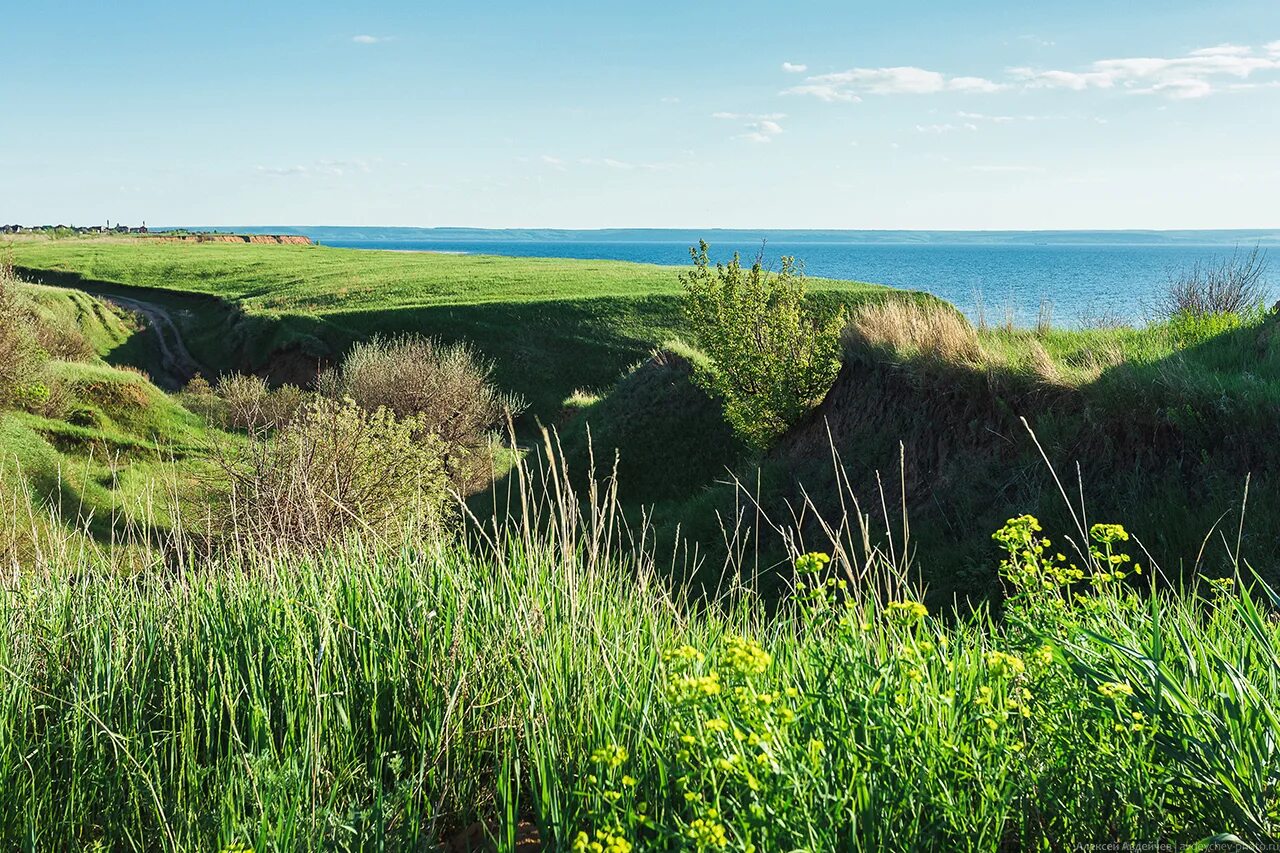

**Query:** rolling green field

left=7, top=238, right=896, bottom=420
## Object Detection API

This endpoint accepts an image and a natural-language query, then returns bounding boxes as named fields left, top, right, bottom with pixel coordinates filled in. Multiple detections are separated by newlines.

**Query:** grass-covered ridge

left=6, top=237, right=897, bottom=420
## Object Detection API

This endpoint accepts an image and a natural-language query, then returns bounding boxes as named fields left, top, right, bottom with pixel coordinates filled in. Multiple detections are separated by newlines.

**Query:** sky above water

left=3, top=1, right=1280, bottom=229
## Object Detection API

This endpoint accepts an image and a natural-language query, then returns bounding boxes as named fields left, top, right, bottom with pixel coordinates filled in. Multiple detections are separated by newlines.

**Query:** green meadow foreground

left=2, top=237, right=1280, bottom=849
left=4, top=492, right=1280, bottom=851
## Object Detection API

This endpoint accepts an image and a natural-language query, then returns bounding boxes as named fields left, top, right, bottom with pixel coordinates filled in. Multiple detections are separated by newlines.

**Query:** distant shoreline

left=161, top=226, right=1280, bottom=248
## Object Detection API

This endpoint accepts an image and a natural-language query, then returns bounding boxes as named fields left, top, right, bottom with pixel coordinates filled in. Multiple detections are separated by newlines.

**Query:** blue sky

left=3, top=0, right=1279, bottom=229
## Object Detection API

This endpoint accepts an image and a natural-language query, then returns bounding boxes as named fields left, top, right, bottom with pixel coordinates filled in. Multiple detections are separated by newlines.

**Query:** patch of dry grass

left=844, top=300, right=984, bottom=366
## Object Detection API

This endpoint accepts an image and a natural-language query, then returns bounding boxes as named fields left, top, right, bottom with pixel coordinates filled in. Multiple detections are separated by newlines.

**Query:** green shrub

left=317, top=334, right=523, bottom=489
left=212, top=373, right=308, bottom=431
left=680, top=241, right=844, bottom=449
left=213, top=396, right=452, bottom=549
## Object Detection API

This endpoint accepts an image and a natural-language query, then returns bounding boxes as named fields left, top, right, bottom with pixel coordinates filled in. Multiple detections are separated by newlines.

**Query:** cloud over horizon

left=784, top=66, right=1005, bottom=101
left=785, top=41, right=1280, bottom=103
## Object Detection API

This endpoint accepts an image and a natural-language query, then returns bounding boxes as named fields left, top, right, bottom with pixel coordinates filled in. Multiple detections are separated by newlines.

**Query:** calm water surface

left=316, top=238, right=1268, bottom=326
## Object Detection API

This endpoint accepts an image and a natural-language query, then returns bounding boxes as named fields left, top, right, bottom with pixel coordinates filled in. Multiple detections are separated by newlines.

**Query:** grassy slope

left=7, top=238, right=894, bottom=420
left=1, top=281, right=220, bottom=539
left=548, top=341, right=750, bottom=507
left=534, top=300, right=1280, bottom=600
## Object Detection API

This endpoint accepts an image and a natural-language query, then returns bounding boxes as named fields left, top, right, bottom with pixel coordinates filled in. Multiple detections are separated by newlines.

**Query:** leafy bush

left=1161, top=245, right=1271, bottom=319
left=29, top=315, right=93, bottom=362
left=179, top=373, right=219, bottom=420
left=213, top=396, right=452, bottom=549
left=211, top=373, right=308, bottom=431
left=680, top=241, right=844, bottom=449
left=317, top=334, right=523, bottom=487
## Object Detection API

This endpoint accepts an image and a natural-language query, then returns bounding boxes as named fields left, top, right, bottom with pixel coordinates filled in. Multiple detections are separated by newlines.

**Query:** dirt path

left=102, top=294, right=204, bottom=389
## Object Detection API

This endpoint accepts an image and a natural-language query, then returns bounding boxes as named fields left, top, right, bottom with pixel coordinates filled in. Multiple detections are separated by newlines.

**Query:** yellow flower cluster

left=666, top=644, right=705, bottom=666
left=1097, top=681, right=1135, bottom=699
left=985, top=651, right=1026, bottom=678
left=794, top=551, right=831, bottom=574
left=685, top=815, right=730, bottom=849
left=993, top=515, right=1085, bottom=595
left=722, top=636, right=772, bottom=677
left=572, top=826, right=633, bottom=853
left=591, top=744, right=629, bottom=769
left=885, top=600, right=929, bottom=622
left=1089, top=523, right=1129, bottom=544
left=669, top=671, right=723, bottom=700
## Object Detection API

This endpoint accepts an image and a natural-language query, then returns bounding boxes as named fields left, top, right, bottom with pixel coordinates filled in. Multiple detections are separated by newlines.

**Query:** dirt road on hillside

left=102, top=294, right=204, bottom=389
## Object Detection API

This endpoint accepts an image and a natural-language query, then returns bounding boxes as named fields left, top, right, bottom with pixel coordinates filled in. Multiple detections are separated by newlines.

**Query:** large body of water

left=181, top=227, right=1280, bottom=326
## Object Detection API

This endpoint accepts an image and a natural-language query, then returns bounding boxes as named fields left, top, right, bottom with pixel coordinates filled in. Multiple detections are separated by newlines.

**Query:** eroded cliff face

left=147, top=234, right=313, bottom=245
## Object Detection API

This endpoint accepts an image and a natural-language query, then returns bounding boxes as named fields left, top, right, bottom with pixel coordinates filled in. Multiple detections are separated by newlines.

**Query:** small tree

left=680, top=241, right=845, bottom=449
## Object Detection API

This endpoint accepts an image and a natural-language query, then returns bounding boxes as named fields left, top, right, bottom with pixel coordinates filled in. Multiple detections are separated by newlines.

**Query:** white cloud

left=712, top=111, right=785, bottom=120
left=660, top=96, right=681, bottom=103
left=740, top=118, right=785, bottom=143
left=578, top=157, right=671, bottom=172
left=784, top=66, right=1005, bottom=101
left=784, top=41, right=1280, bottom=105
left=258, top=164, right=309, bottom=177
left=1190, top=44, right=1253, bottom=57
left=916, top=122, right=977, bottom=133
left=712, top=111, right=787, bottom=142
left=957, top=111, right=1015, bottom=123
left=540, top=155, right=566, bottom=170
left=1012, top=42, right=1280, bottom=99
left=971, top=165, right=1044, bottom=173
left=352, top=34, right=391, bottom=44
left=781, top=62, right=808, bottom=73
left=257, top=159, right=370, bottom=178
left=949, top=76, right=1005, bottom=93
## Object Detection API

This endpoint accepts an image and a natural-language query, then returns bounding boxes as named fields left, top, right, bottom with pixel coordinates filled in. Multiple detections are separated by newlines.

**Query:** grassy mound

left=552, top=341, right=749, bottom=506
left=0, top=278, right=222, bottom=539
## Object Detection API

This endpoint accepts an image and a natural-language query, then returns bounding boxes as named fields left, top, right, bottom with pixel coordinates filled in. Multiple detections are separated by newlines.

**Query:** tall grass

left=0, top=441, right=1277, bottom=851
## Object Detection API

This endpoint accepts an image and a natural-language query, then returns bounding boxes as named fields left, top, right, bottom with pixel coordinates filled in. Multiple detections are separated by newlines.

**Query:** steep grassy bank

left=549, top=302, right=1280, bottom=600
left=0, top=275, right=226, bottom=542
left=6, top=238, right=893, bottom=420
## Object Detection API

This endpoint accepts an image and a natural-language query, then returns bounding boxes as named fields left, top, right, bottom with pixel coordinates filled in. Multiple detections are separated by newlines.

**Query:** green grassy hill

left=7, top=238, right=893, bottom=420
left=1, top=278, right=221, bottom=543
